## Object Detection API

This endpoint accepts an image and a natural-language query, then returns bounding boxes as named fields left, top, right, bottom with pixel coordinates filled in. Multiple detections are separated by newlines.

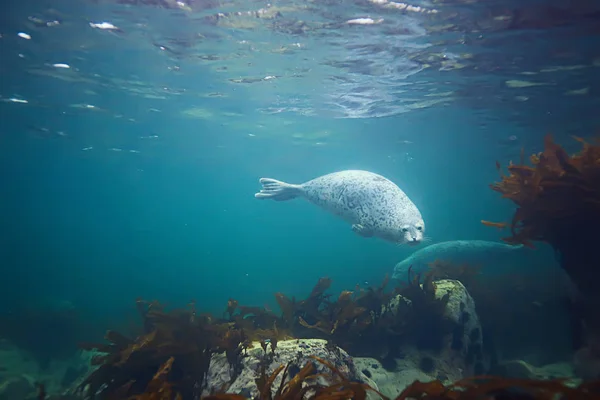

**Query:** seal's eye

left=416, top=226, right=423, bottom=231
left=402, top=228, right=408, bottom=232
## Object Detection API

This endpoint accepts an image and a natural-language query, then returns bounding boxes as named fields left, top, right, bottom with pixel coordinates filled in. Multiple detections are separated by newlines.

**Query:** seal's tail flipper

left=255, top=178, right=302, bottom=201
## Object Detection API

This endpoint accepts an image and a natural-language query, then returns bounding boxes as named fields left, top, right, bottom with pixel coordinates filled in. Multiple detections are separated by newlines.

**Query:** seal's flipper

left=255, top=178, right=302, bottom=201
left=352, top=224, right=373, bottom=237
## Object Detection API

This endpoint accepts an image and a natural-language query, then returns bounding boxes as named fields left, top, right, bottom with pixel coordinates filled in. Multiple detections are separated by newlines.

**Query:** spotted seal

left=254, top=170, right=425, bottom=244
left=392, top=240, right=526, bottom=280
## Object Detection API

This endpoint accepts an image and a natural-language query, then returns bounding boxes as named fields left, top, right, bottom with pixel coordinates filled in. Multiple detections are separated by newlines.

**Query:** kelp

left=201, top=355, right=383, bottom=400
left=487, top=135, right=600, bottom=312
left=41, top=353, right=600, bottom=400
left=488, top=135, right=600, bottom=249
left=487, top=134, right=600, bottom=288
left=76, top=271, right=458, bottom=399
left=487, top=134, right=600, bottom=354
left=206, top=356, right=600, bottom=400
left=274, top=270, right=455, bottom=358
left=394, top=374, right=600, bottom=400
left=77, top=299, right=246, bottom=399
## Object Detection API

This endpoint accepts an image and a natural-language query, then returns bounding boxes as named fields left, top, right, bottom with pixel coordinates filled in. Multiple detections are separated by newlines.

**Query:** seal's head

left=400, top=219, right=425, bottom=246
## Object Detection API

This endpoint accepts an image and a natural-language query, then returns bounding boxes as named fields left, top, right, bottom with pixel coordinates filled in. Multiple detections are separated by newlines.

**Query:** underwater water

left=1, top=0, right=599, bottom=397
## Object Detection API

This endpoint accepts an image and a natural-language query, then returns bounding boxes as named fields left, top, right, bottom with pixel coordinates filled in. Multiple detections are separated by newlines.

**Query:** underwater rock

left=430, top=279, right=488, bottom=376
left=0, top=338, right=97, bottom=398
left=573, top=346, right=600, bottom=380
left=364, top=279, right=488, bottom=394
left=354, top=357, right=434, bottom=398
left=203, top=338, right=378, bottom=398
left=500, top=359, right=577, bottom=382
left=0, top=376, right=36, bottom=400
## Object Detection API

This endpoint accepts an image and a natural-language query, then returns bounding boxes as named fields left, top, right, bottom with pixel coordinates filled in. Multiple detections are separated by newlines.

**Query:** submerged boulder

left=203, top=279, right=486, bottom=399
left=432, top=279, right=488, bottom=378
left=203, top=338, right=378, bottom=397
left=359, top=279, right=488, bottom=397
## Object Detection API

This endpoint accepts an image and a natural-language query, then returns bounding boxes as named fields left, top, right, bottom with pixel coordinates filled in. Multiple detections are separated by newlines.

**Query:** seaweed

left=395, top=267, right=452, bottom=352
left=395, top=375, right=600, bottom=400
left=205, top=357, right=600, bottom=400
left=129, top=357, right=181, bottom=400
left=77, top=299, right=244, bottom=399
left=487, top=135, right=600, bottom=294
left=208, top=355, right=384, bottom=400
left=73, top=270, right=460, bottom=400
left=225, top=298, right=292, bottom=343
left=486, top=134, right=600, bottom=349
left=284, top=270, right=453, bottom=358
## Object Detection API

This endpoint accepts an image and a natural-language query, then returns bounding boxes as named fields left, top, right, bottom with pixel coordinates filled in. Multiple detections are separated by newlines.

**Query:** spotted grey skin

left=254, top=170, right=425, bottom=244
left=392, top=240, right=526, bottom=280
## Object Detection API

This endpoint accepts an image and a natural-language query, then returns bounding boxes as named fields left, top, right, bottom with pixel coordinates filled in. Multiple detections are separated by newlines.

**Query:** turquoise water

left=0, top=0, right=597, bottom=363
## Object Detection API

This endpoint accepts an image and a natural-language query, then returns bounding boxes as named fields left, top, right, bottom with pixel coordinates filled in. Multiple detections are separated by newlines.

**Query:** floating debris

left=565, top=87, right=589, bottom=95
left=5, top=98, right=28, bottom=104
left=69, top=103, right=100, bottom=110
left=28, top=16, right=60, bottom=27
left=346, top=18, right=384, bottom=25
left=505, top=80, right=549, bottom=88
left=89, top=22, right=119, bottom=30
left=368, top=0, right=438, bottom=14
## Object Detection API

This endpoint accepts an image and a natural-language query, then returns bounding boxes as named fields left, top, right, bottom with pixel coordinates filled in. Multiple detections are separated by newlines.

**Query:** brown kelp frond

left=400, top=266, right=450, bottom=315
left=249, top=356, right=383, bottom=400
left=78, top=274, right=446, bottom=400
left=77, top=300, right=245, bottom=400
left=487, top=134, right=600, bottom=247
left=129, top=357, right=182, bottom=400
left=206, top=359, right=600, bottom=400
left=486, top=133, right=600, bottom=301
left=255, top=363, right=286, bottom=400
left=354, top=274, right=394, bottom=315
left=395, top=375, right=600, bottom=400
left=226, top=300, right=292, bottom=343
left=274, top=292, right=296, bottom=326
left=273, top=271, right=453, bottom=356
left=309, top=356, right=387, bottom=400
left=74, top=269, right=600, bottom=400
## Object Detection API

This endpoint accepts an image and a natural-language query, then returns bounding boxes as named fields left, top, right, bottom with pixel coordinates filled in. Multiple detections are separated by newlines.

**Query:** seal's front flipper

left=255, top=178, right=302, bottom=201
left=352, top=224, right=373, bottom=237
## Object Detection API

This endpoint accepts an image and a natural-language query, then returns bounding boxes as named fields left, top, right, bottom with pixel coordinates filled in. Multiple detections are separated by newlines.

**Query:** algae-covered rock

left=434, top=279, right=487, bottom=376
left=359, top=279, right=487, bottom=396
left=501, top=359, right=576, bottom=380
left=203, top=339, right=377, bottom=397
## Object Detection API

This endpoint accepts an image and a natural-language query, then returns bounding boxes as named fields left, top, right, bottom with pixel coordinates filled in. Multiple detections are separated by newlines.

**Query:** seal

left=254, top=170, right=425, bottom=245
left=392, top=240, right=526, bottom=279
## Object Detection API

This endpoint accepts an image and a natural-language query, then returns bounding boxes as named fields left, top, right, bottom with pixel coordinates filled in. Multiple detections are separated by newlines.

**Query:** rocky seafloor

left=0, top=279, right=582, bottom=399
